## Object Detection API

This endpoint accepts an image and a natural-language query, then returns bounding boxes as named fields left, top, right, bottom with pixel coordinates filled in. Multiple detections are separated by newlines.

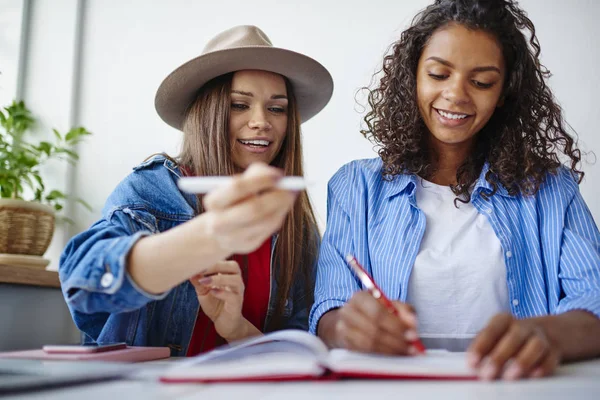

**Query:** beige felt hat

left=155, top=25, right=334, bottom=131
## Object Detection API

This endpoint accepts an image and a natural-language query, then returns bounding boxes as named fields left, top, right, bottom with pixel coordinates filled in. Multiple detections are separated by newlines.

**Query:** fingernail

left=407, top=314, right=418, bottom=326
left=408, top=346, right=418, bottom=356
left=531, top=367, right=544, bottom=378
left=404, top=330, right=418, bottom=341
left=479, top=360, right=497, bottom=381
left=399, top=309, right=417, bottom=326
left=198, top=277, right=212, bottom=285
left=503, top=363, right=522, bottom=380
left=467, top=352, right=481, bottom=368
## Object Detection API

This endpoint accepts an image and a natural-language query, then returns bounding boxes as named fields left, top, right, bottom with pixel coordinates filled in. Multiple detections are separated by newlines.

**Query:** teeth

left=240, top=139, right=270, bottom=146
left=438, top=110, right=468, bottom=120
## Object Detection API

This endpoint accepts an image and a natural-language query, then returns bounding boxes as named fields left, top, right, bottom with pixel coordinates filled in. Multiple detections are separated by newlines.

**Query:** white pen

left=177, top=176, right=307, bottom=194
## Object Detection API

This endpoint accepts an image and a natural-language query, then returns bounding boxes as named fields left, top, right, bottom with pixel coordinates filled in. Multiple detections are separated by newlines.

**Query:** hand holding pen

left=191, top=163, right=299, bottom=255
left=332, top=255, right=425, bottom=355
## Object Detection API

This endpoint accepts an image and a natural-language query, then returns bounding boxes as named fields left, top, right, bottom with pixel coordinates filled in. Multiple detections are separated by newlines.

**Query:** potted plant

left=0, top=100, right=91, bottom=266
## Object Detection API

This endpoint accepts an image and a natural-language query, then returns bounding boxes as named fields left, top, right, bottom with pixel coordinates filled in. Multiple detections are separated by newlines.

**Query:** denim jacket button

left=101, top=272, right=114, bottom=288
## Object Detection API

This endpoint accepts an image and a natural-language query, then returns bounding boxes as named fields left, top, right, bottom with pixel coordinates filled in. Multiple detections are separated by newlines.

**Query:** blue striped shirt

left=309, top=158, right=600, bottom=334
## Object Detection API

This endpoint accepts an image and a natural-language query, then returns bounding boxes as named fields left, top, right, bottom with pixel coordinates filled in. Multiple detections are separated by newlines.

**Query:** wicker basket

left=0, top=199, right=55, bottom=256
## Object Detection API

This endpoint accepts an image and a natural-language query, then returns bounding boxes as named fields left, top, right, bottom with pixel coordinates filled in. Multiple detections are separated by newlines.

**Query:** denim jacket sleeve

left=59, top=205, right=170, bottom=315
left=57, top=157, right=188, bottom=316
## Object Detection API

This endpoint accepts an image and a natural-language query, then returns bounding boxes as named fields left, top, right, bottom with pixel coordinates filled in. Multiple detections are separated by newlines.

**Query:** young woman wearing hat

left=59, top=25, right=333, bottom=356
left=310, top=0, right=600, bottom=380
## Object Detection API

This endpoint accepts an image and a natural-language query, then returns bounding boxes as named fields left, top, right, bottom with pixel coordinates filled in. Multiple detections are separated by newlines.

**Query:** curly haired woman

left=310, top=0, right=600, bottom=381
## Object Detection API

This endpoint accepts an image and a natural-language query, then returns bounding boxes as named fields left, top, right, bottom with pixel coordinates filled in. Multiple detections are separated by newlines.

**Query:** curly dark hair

left=361, top=0, right=583, bottom=201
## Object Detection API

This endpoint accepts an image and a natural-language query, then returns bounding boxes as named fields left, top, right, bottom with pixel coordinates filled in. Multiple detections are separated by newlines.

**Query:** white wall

left=17, top=0, right=600, bottom=269
left=0, top=0, right=23, bottom=107
left=19, top=0, right=80, bottom=270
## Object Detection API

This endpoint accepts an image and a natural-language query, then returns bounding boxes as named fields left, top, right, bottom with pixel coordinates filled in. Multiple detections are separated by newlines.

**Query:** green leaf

left=56, top=148, right=79, bottom=159
left=65, top=127, right=84, bottom=142
left=33, top=174, right=44, bottom=190
left=16, top=152, right=39, bottom=168
left=21, top=174, right=35, bottom=191
left=45, top=190, right=66, bottom=201
left=0, top=100, right=93, bottom=212
left=64, top=127, right=91, bottom=145
left=37, top=141, right=52, bottom=156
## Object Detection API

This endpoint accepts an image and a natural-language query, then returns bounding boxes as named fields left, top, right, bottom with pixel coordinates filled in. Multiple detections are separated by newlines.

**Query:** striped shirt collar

left=381, top=161, right=511, bottom=200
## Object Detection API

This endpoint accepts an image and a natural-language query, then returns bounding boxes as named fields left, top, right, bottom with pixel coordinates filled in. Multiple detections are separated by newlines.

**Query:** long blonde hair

left=179, top=72, right=319, bottom=327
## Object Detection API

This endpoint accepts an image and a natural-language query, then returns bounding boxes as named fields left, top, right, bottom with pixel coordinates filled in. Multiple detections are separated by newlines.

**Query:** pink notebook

left=0, top=346, right=171, bottom=362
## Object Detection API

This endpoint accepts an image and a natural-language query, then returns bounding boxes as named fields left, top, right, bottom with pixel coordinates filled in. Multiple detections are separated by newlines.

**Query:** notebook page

left=162, top=352, right=323, bottom=381
left=161, top=330, right=328, bottom=381
left=325, top=349, right=477, bottom=379
left=177, top=330, right=326, bottom=365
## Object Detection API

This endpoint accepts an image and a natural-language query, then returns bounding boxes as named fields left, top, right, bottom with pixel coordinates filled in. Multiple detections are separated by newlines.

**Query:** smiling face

left=228, top=70, right=288, bottom=171
left=416, top=23, right=506, bottom=155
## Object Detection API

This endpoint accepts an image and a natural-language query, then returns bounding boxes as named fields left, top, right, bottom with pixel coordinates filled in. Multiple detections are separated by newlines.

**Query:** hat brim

left=155, top=46, right=334, bottom=130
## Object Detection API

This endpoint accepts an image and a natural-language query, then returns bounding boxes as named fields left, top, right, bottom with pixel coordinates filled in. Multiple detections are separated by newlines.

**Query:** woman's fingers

left=529, top=350, right=560, bottom=378
left=203, top=163, right=283, bottom=211
left=481, top=321, right=531, bottom=379
left=469, top=313, right=560, bottom=381
left=190, top=260, right=242, bottom=296
left=341, top=318, right=411, bottom=354
left=394, top=302, right=418, bottom=334
left=195, top=162, right=300, bottom=257
left=337, top=292, right=413, bottom=355
left=196, top=273, right=244, bottom=295
left=350, top=294, right=411, bottom=341
left=208, top=190, right=296, bottom=233
left=197, top=260, right=241, bottom=277
left=201, top=176, right=298, bottom=254
left=207, top=288, right=243, bottom=312
left=338, top=319, right=380, bottom=352
left=503, top=331, right=550, bottom=380
left=338, top=299, right=380, bottom=337
left=468, top=313, right=512, bottom=368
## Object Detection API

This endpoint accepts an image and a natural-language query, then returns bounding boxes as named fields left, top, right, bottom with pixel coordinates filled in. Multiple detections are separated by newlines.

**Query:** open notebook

left=160, top=330, right=477, bottom=383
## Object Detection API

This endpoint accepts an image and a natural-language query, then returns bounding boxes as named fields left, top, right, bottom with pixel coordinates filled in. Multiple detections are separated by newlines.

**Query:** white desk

left=4, top=358, right=600, bottom=400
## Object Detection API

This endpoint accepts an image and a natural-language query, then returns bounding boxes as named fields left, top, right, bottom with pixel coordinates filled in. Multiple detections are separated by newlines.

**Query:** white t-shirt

left=406, top=179, right=510, bottom=351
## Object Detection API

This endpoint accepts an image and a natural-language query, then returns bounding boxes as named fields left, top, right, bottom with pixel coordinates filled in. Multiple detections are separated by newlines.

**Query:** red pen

left=345, top=254, right=426, bottom=354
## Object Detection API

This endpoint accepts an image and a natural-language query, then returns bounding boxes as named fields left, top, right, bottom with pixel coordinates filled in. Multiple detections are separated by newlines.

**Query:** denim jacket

left=59, top=155, right=314, bottom=356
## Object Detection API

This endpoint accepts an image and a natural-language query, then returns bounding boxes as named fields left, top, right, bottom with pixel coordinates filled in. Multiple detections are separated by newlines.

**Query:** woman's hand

left=468, top=313, right=561, bottom=380
left=329, top=291, right=420, bottom=355
left=200, top=162, right=298, bottom=254
left=127, top=163, right=297, bottom=296
left=190, top=260, right=248, bottom=341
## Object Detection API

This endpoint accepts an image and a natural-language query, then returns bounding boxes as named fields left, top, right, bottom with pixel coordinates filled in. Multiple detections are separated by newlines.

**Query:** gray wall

left=0, top=284, right=79, bottom=351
